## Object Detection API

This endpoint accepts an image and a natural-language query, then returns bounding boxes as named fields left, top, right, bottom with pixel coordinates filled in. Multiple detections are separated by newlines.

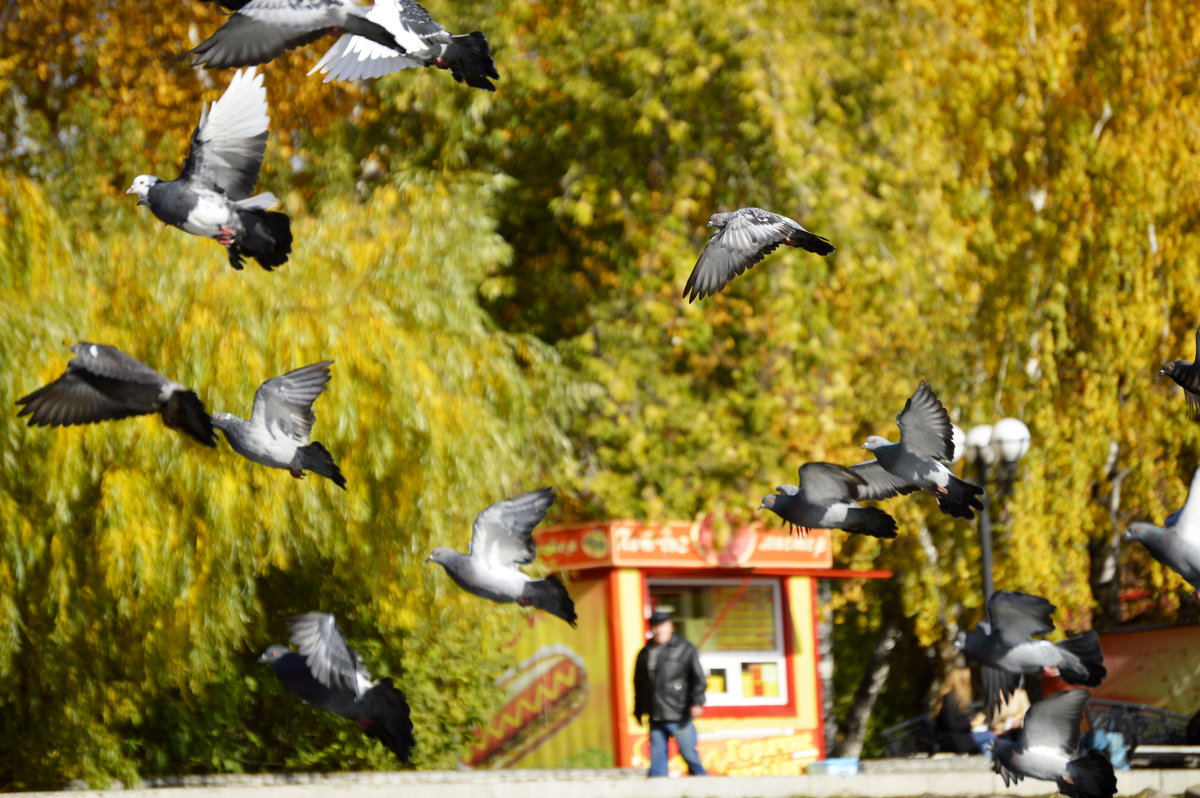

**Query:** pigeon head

left=861, top=435, right=893, bottom=450
left=1160, top=361, right=1186, bottom=378
left=707, top=212, right=734, bottom=229
left=126, top=175, right=159, bottom=205
left=426, top=547, right=454, bottom=565
left=258, top=644, right=292, bottom=665
left=1123, top=522, right=1160, bottom=542
left=211, top=412, right=239, bottom=430
left=758, top=494, right=778, bottom=511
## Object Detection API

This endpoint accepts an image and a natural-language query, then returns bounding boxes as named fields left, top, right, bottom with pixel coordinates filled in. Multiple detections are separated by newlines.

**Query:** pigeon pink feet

left=289, top=469, right=306, bottom=480
left=435, top=57, right=450, bottom=69
left=1042, top=666, right=1061, bottom=677
left=216, top=225, right=236, bottom=247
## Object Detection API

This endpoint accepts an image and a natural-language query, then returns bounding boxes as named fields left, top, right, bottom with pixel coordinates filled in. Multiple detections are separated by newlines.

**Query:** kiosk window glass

left=647, top=579, right=787, bottom=707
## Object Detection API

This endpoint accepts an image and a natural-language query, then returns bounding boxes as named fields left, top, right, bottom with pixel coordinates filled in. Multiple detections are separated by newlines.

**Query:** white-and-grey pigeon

left=17, top=343, right=215, bottom=447
left=426, top=488, right=577, bottom=626
left=188, top=0, right=408, bottom=71
left=1125, top=466, right=1200, bottom=598
left=682, top=207, right=835, bottom=302
left=259, top=612, right=414, bottom=762
left=854, top=381, right=985, bottom=519
left=126, top=68, right=292, bottom=271
left=759, top=462, right=898, bottom=539
left=307, top=0, right=498, bottom=91
left=957, top=590, right=1106, bottom=717
left=1159, top=324, right=1200, bottom=418
left=212, top=361, right=346, bottom=488
left=992, top=689, right=1117, bottom=798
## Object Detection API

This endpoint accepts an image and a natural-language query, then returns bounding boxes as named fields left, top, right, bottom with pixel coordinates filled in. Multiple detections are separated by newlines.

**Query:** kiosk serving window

left=647, top=578, right=788, bottom=707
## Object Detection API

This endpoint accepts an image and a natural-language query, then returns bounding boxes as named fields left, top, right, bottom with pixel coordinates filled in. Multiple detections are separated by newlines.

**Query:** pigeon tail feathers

left=1055, top=631, right=1107, bottom=687
left=784, top=228, right=835, bottom=256
left=844, top=506, right=898, bottom=539
left=935, top=475, right=986, bottom=519
left=521, top=575, right=577, bottom=627
left=1061, top=750, right=1117, bottom=798
left=298, top=441, right=346, bottom=489
left=232, top=209, right=291, bottom=271
left=362, top=679, right=415, bottom=763
left=162, top=389, right=217, bottom=447
left=443, top=32, right=498, bottom=91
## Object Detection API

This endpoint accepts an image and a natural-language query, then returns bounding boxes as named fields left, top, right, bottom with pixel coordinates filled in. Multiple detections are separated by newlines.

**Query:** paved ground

left=15, top=759, right=1200, bottom=798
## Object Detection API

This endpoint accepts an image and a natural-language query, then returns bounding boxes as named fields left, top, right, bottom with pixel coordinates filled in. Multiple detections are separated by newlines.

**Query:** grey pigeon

left=957, top=590, right=1105, bottom=717
left=187, top=0, right=408, bottom=71
left=17, top=343, right=215, bottom=447
left=855, top=381, right=985, bottom=519
left=259, top=612, right=414, bottom=762
left=759, top=462, right=898, bottom=539
left=1125, top=466, right=1200, bottom=598
left=126, top=68, right=291, bottom=271
left=992, top=689, right=1117, bottom=798
left=212, top=361, right=346, bottom=488
left=1159, top=323, right=1200, bottom=417
left=308, top=0, right=498, bottom=90
left=426, top=488, right=577, bottom=626
left=682, top=207, right=835, bottom=302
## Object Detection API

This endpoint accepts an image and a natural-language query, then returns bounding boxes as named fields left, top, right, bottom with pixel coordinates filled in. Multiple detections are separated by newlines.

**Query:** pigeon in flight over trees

left=759, top=462, right=898, bottom=539
left=992, top=689, right=1117, bottom=798
left=426, top=488, right=577, bottom=626
left=682, top=207, right=835, bottom=302
left=187, top=0, right=409, bottom=71
left=307, top=0, right=498, bottom=91
left=16, top=343, right=215, bottom=447
left=259, top=612, right=414, bottom=762
left=854, top=381, right=986, bottom=519
left=126, top=68, right=292, bottom=271
left=1125, top=466, right=1200, bottom=598
left=212, top=361, right=346, bottom=488
left=957, top=590, right=1106, bottom=717
left=1159, top=324, right=1200, bottom=418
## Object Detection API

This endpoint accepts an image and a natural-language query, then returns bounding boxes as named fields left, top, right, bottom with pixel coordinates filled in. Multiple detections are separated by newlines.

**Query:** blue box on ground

left=806, top=757, right=859, bottom=775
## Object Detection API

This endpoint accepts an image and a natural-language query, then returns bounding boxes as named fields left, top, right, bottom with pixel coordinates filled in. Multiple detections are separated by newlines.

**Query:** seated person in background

left=970, top=711, right=997, bottom=755
left=933, top=666, right=979, bottom=754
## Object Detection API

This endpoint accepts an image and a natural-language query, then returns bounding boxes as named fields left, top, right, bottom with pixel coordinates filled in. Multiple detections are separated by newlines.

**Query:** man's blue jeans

left=648, top=719, right=706, bottom=776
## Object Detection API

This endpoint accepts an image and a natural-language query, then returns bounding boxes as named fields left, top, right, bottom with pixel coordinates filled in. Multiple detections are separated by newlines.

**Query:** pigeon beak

left=256, top=652, right=269, bottom=664
left=1157, top=367, right=1168, bottom=378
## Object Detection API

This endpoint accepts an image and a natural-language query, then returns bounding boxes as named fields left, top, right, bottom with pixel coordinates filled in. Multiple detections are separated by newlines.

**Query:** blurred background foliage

left=3, top=0, right=1200, bottom=785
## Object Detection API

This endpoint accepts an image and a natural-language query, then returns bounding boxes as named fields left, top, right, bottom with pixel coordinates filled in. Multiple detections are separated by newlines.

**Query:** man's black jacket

left=633, top=634, right=706, bottom=723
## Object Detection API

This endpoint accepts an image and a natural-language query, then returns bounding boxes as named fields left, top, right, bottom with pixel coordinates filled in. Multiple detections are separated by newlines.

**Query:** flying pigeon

left=759, top=462, right=898, bottom=539
left=1159, top=324, right=1200, bottom=417
left=187, top=0, right=408, bottom=71
left=126, top=68, right=292, bottom=271
left=426, top=488, right=577, bottom=626
left=259, top=612, right=414, bottom=762
left=307, top=0, right=498, bottom=91
left=681, top=207, right=835, bottom=302
left=957, top=590, right=1106, bottom=717
left=854, top=381, right=986, bottom=519
left=1125, top=466, right=1200, bottom=598
left=992, top=689, right=1117, bottom=798
left=16, top=343, right=215, bottom=447
left=212, top=361, right=346, bottom=488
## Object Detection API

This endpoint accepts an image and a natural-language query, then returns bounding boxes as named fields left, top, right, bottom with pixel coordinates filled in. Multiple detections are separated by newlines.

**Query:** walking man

left=633, top=610, right=707, bottom=776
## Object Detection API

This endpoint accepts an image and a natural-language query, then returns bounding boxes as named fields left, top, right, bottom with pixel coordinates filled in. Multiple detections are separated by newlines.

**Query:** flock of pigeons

left=12, top=0, right=1200, bottom=788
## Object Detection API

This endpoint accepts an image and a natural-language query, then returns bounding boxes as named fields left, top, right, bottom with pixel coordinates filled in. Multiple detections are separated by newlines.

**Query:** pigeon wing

left=896, top=381, right=954, bottom=460
left=796, top=462, right=863, bottom=503
left=18, top=343, right=170, bottom=425
left=177, top=68, right=269, bottom=200
left=308, top=0, right=436, bottom=81
left=1020, top=688, right=1089, bottom=754
left=249, top=361, right=333, bottom=444
left=987, top=590, right=1056, bottom=648
left=682, top=208, right=798, bottom=301
left=1169, top=466, right=1200, bottom=548
left=468, top=488, right=556, bottom=569
left=287, top=612, right=370, bottom=698
left=848, top=460, right=922, bottom=501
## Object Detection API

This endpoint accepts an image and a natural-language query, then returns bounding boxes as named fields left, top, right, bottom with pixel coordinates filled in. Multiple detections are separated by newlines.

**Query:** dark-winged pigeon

left=1159, top=324, right=1200, bottom=417
left=992, top=689, right=1117, bottom=798
left=212, top=361, right=346, bottom=488
left=426, top=488, right=577, bottom=626
left=17, top=343, right=215, bottom=447
left=957, top=590, right=1105, bottom=717
left=126, top=68, right=291, bottom=271
left=682, top=207, right=834, bottom=302
left=307, top=0, right=498, bottom=90
left=259, top=612, right=414, bottom=762
left=854, top=381, right=985, bottom=519
left=1125, top=466, right=1200, bottom=598
left=187, top=0, right=408, bottom=70
left=759, top=462, right=898, bottom=539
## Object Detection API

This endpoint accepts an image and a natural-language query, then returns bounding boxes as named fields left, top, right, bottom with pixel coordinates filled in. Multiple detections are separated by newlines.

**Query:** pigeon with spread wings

left=426, top=488, right=577, bottom=626
left=212, top=361, right=345, bottom=488
left=126, top=68, right=291, bottom=271
left=759, top=462, right=898, bottom=540
left=259, top=612, right=414, bottom=762
left=1125, top=466, right=1200, bottom=598
left=17, top=343, right=215, bottom=447
left=682, top=207, right=834, bottom=302
left=1159, top=323, right=1200, bottom=418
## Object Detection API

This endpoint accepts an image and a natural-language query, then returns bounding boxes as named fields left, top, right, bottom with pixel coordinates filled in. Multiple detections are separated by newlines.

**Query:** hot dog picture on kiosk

left=463, top=514, right=889, bottom=776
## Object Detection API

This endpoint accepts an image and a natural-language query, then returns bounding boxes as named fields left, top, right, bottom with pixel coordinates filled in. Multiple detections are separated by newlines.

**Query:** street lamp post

left=963, top=419, right=1031, bottom=603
